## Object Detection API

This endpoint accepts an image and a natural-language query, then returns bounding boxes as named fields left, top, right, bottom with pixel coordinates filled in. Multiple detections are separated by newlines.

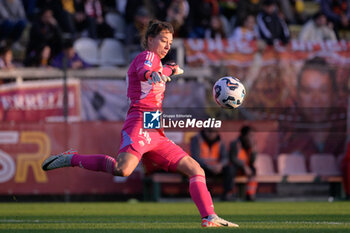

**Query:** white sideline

left=0, top=219, right=349, bottom=225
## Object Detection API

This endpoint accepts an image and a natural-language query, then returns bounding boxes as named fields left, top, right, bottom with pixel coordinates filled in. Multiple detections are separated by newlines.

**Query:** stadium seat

left=255, top=154, right=276, bottom=175
left=277, top=153, right=308, bottom=175
left=255, top=154, right=283, bottom=183
left=73, top=38, right=99, bottom=65
left=99, top=39, right=126, bottom=66
left=310, top=154, right=341, bottom=176
left=105, top=12, right=126, bottom=40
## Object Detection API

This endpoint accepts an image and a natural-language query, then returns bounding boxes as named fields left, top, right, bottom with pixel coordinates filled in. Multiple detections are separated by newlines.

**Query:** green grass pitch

left=0, top=201, right=349, bottom=232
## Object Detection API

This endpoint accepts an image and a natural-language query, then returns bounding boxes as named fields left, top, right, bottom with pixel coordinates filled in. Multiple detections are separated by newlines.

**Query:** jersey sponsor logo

left=144, top=60, right=152, bottom=67
left=143, top=110, right=161, bottom=129
left=138, top=128, right=151, bottom=144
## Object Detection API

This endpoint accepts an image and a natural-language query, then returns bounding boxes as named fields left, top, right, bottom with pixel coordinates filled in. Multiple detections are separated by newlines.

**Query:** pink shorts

left=118, top=115, right=188, bottom=173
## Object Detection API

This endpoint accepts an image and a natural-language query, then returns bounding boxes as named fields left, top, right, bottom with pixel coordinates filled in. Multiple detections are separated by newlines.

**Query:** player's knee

left=114, top=167, right=133, bottom=177
left=188, top=158, right=205, bottom=176
left=194, top=165, right=205, bottom=177
left=114, top=152, right=139, bottom=177
left=188, top=165, right=205, bottom=177
left=179, top=156, right=205, bottom=177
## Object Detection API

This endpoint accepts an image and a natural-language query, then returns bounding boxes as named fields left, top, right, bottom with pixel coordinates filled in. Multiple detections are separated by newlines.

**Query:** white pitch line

left=0, top=220, right=182, bottom=224
left=0, top=220, right=349, bottom=225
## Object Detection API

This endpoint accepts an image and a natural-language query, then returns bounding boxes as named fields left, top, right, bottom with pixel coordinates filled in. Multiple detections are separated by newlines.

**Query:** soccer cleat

left=42, top=149, right=77, bottom=171
left=201, top=215, right=239, bottom=228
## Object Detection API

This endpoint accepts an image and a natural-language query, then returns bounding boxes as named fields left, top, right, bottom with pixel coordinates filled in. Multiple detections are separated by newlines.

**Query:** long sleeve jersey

left=126, top=50, right=172, bottom=113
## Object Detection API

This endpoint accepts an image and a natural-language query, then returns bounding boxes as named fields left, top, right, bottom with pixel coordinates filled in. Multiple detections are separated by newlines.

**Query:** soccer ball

left=213, top=76, right=246, bottom=108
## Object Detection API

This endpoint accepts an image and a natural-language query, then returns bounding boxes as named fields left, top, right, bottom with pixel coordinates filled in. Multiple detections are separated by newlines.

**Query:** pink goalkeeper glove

left=145, top=71, right=171, bottom=84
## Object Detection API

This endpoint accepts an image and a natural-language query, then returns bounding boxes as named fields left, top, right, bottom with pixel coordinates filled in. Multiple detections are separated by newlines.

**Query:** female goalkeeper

left=42, top=19, right=238, bottom=228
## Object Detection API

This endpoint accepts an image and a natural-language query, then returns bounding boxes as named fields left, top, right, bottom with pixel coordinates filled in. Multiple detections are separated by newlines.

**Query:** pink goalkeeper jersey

left=127, top=50, right=166, bottom=113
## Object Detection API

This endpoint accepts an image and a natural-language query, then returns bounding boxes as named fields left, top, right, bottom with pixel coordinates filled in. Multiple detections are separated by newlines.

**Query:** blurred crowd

left=0, top=0, right=349, bottom=70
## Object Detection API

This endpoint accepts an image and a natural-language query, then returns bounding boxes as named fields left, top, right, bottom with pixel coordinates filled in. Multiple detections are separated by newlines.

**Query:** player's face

left=148, top=30, right=173, bottom=59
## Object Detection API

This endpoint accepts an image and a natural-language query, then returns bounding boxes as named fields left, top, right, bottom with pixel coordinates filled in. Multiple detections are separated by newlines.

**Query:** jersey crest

left=144, top=60, right=152, bottom=67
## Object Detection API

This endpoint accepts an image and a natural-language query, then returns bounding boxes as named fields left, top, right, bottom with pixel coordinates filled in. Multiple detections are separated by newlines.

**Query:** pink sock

left=71, top=154, right=116, bottom=175
left=189, top=175, right=216, bottom=218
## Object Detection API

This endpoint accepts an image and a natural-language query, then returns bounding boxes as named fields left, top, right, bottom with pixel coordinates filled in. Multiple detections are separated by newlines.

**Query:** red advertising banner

left=0, top=80, right=81, bottom=122
left=0, top=122, right=142, bottom=195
